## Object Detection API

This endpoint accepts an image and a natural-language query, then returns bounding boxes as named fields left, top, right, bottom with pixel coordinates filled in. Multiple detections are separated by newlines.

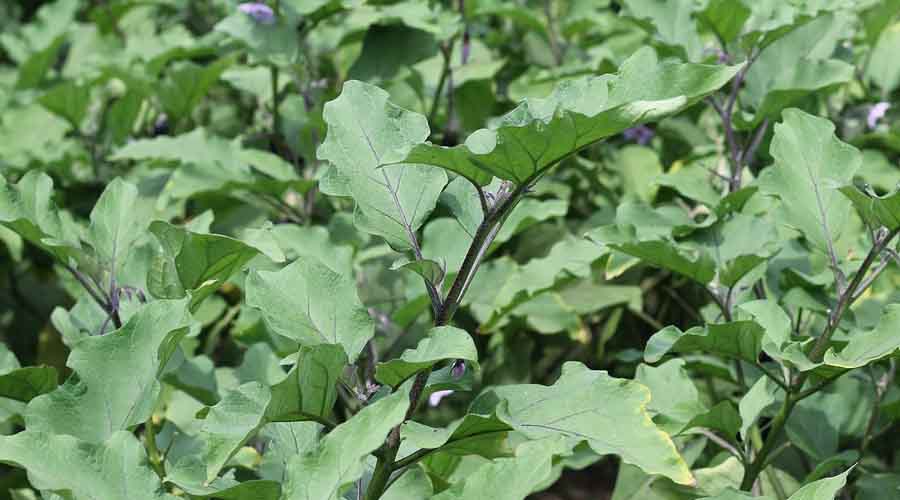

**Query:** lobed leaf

left=471, top=362, right=694, bottom=485
left=395, top=47, right=740, bottom=187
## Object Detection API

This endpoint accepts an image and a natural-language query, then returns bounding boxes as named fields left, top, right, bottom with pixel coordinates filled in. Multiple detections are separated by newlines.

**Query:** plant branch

left=807, top=227, right=899, bottom=364
left=365, top=180, right=530, bottom=500
left=740, top=227, right=899, bottom=491
left=144, top=416, right=166, bottom=480
left=427, top=42, right=454, bottom=128
left=696, top=428, right=743, bottom=461
left=860, top=361, right=894, bottom=457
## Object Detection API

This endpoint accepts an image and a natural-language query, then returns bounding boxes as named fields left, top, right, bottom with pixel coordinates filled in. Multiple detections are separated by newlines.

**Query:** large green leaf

left=586, top=202, right=718, bottom=285
left=839, top=186, right=900, bottom=231
left=0, top=431, right=177, bottom=500
left=376, top=326, right=477, bottom=387
left=471, top=362, right=694, bottom=485
left=38, top=80, right=91, bottom=130
left=865, top=21, right=900, bottom=93
left=0, top=344, right=57, bottom=403
left=89, top=178, right=148, bottom=275
left=318, top=80, right=448, bottom=249
left=267, top=344, right=347, bottom=421
left=823, top=304, right=900, bottom=369
left=245, top=257, right=374, bottom=361
left=739, top=376, right=782, bottom=440
left=621, top=0, right=703, bottom=60
left=740, top=13, right=854, bottom=126
left=645, top=321, right=764, bottom=364
left=24, top=299, right=192, bottom=443
left=635, top=359, right=708, bottom=435
left=399, top=412, right=512, bottom=460
left=157, top=56, right=236, bottom=124
left=738, top=300, right=816, bottom=370
left=0, top=171, right=81, bottom=263
left=111, top=129, right=311, bottom=202
left=281, top=382, right=412, bottom=500
left=396, top=47, right=740, bottom=186
left=148, top=221, right=261, bottom=309
left=701, top=468, right=850, bottom=498
left=758, top=108, right=860, bottom=253
left=430, top=438, right=568, bottom=500
left=168, top=382, right=271, bottom=484
left=464, top=236, right=603, bottom=331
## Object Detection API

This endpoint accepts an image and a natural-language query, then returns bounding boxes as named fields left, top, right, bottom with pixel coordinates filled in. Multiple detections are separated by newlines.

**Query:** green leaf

left=111, top=129, right=311, bottom=202
left=399, top=412, right=512, bottom=460
left=866, top=22, right=900, bottom=93
left=0, top=366, right=58, bottom=403
left=645, top=321, right=764, bottom=364
left=685, top=401, right=742, bottom=441
left=0, top=343, right=57, bottom=402
left=0, top=431, right=176, bottom=500
left=0, top=171, right=81, bottom=263
left=267, top=344, right=347, bottom=421
left=318, top=80, right=448, bottom=250
left=839, top=185, right=900, bottom=231
left=258, top=422, right=321, bottom=482
left=157, top=56, right=236, bottom=124
left=391, top=258, right=445, bottom=286
left=430, top=439, right=568, bottom=500
left=465, top=236, right=603, bottom=331
left=376, top=326, right=477, bottom=387
left=15, top=36, right=66, bottom=89
left=25, top=299, right=192, bottom=443
left=656, top=161, right=724, bottom=207
left=471, top=362, right=694, bottom=485
left=348, top=25, right=438, bottom=83
left=38, top=80, right=91, bottom=130
left=741, top=13, right=854, bottom=126
left=281, top=382, right=413, bottom=500
left=738, top=300, right=816, bottom=370
left=823, top=304, right=900, bottom=369
left=758, top=108, right=860, bottom=253
left=621, top=0, right=703, bottom=60
left=785, top=468, right=851, bottom=499
left=245, top=257, right=374, bottom=361
left=613, top=145, right=663, bottom=203
left=396, top=47, right=740, bottom=186
left=702, top=213, right=780, bottom=287
left=699, top=0, right=752, bottom=44
left=89, top=178, right=147, bottom=274
left=148, top=221, right=261, bottom=310
left=169, top=382, right=271, bottom=484
left=739, top=376, right=782, bottom=440
left=635, top=359, right=708, bottom=434
left=587, top=202, right=718, bottom=284
left=215, top=11, right=299, bottom=65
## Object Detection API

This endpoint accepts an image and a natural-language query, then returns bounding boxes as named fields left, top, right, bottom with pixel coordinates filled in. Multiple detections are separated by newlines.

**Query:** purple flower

left=867, top=102, right=890, bottom=130
left=623, top=125, right=654, bottom=145
left=428, top=390, right=454, bottom=407
left=451, top=359, right=466, bottom=378
left=238, top=2, right=275, bottom=25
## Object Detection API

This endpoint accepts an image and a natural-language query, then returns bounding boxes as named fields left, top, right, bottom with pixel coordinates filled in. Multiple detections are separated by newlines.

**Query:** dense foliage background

left=1, top=0, right=899, bottom=499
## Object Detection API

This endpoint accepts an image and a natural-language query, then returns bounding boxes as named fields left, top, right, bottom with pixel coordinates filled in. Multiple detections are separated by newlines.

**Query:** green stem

left=271, top=65, right=281, bottom=139
left=364, top=182, right=528, bottom=500
left=740, top=396, right=795, bottom=490
left=740, top=228, right=899, bottom=491
left=427, top=43, right=453, bottom=128
left=145, top=416, right=166, bottom=480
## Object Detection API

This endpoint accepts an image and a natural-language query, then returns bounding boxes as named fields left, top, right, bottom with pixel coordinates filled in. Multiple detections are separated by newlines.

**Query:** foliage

left=0, top=1, right=898, bottom=500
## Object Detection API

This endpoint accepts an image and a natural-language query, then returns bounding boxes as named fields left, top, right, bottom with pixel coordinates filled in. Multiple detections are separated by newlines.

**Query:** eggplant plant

left=0, top=1, right=898, bottom=500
